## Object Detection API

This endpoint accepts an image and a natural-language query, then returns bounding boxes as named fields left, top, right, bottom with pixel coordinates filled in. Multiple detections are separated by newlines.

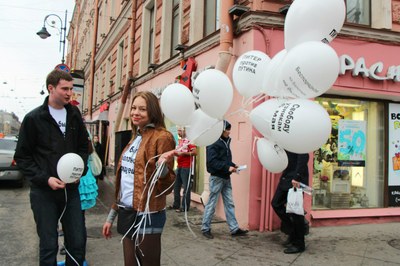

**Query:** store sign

left=388, top=103, right=400, bottom=207
left=339, top=54, right=400, bottom=82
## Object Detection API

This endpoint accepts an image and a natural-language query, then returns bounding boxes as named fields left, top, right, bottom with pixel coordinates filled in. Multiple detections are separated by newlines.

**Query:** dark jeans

left=30, top=187, right=86, bottom=266
left=271, top=177, right=305, bottom=249
left=173, top=167, right=192, bottom=210
left=271, top=176, right=293, bottom=235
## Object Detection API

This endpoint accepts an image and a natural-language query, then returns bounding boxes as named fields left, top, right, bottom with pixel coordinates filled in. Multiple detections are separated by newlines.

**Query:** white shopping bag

left=286, top=187, right=304, bottom=215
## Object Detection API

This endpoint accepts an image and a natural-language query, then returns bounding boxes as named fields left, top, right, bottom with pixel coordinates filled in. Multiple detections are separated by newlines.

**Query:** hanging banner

left=388, top=103, right=400, bottom=206
left=337, top=120, right=366, bottom=167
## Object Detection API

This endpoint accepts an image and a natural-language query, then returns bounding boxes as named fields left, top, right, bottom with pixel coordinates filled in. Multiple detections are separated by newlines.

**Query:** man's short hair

left=46, top=69, right=73, bottom=90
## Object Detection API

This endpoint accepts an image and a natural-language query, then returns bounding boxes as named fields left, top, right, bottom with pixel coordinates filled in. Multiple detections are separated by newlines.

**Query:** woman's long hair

left=130, top=91, right=166, bottom=137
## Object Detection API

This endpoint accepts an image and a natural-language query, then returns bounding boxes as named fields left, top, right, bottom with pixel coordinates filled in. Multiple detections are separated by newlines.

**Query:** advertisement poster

left=388, top=103, right=400, bottom=206
left=337, top=120, right=366, bottom=167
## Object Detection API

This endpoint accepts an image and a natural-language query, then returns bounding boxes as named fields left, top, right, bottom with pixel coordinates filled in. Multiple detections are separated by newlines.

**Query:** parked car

left=0, top=137, right=23, bottom=187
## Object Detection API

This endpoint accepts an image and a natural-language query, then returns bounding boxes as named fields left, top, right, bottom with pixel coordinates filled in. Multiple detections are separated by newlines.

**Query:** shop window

left=345, top=0, right=371, bottom=26
left=312, top=97, right=384, bottom=210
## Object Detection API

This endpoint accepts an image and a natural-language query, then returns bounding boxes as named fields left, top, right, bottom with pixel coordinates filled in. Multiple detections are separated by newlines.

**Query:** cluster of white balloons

left=232, top=0, right=346, bottom=173
left=160, top=69, right=233, bottom=147
left=160, top=0, right=345, bottom=173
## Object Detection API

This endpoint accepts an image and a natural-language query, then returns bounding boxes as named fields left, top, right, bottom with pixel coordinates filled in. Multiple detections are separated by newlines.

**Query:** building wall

left=68, top=0, right=400, bottom=231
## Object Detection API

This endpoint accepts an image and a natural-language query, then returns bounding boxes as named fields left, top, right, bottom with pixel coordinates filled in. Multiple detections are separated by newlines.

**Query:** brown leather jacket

left=112, top=127, right=176, bottom=212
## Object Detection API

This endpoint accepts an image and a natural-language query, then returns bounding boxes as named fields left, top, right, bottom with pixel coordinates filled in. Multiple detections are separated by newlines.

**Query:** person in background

left=271, top=151, right=309, bottom=254
left=170, top=126, right=197, bottom=212
left=201, top=120, right=248, bottom=239
left=93, top=135, right=105, bottom=180
left=102, top=91, right=176, bottom=266
left=15, top=69, right=89, bottom=265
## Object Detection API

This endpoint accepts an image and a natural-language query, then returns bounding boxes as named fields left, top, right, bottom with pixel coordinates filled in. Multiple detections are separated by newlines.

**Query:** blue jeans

left=201, top=175, right=239, bottom=233
left=30, top=187, right=86, bottom=266
left=173, top=167, right=192, bottom=210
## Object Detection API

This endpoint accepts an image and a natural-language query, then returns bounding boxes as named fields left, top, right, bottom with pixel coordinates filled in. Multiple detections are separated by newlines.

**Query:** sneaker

left=231, top=228, right=248, bottom=236
left=167, top=205, right=179, bottom=210
left=202, top=230, right=214, bottom=239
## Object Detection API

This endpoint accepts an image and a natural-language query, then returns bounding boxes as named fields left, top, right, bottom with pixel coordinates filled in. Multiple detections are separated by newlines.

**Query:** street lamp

left=37, top=10, right=67, bottom=64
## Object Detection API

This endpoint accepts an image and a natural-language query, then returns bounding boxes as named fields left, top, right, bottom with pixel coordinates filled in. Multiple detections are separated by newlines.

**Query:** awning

left=85, top=111, right=109, bottom=124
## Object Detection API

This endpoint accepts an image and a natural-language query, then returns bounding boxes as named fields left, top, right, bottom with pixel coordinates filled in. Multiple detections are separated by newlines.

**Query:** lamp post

left=36, top=10, right=67, bottom=64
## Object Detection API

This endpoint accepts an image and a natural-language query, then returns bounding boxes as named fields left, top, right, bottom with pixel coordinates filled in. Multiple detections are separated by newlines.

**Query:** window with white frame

left=346, top=0, right=371, bottom=26
left=116, top=41, right=124, bottom=90
left=160, top=0, right=182, bottom=61
left=171, top=0, right=180, bottom=56
left=105, top=56, right=111, bottom=97
left=139, top=0, right=156, bottom=74
left=204, top=0, right=220, bottom=36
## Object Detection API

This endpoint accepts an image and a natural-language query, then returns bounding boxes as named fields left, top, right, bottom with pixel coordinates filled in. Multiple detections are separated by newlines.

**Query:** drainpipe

left=88, top=0, right=99, bottom=119
left=215, top=0, right=234, bottom=73
left=114, top=1, right=137, bottom=133
left=201, top=0, right=234, bottom=206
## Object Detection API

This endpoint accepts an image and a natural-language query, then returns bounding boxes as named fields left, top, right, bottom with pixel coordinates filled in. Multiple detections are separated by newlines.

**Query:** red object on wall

left=100, top=102, right=110, bottom=112
left=178, top=57, right=197, bottom=91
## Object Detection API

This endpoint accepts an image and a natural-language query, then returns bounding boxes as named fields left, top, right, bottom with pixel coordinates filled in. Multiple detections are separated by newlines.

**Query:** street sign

left=55, top=64, right=70, bottom=73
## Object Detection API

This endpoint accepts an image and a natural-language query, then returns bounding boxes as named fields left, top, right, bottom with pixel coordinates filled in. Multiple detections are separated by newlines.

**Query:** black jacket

left=279, top=151, right=309, bottom=191
left=206, top=136, right=236, bottom=179
left=15, top=97, right=89, bottom=189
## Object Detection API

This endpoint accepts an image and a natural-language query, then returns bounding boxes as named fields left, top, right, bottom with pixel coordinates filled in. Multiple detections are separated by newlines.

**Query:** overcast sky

left=0, top=0, right=75, bottom=121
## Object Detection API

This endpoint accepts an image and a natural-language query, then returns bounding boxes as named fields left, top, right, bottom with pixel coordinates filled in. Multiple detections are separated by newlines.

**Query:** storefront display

left=312, top=97, right=384, bottom=210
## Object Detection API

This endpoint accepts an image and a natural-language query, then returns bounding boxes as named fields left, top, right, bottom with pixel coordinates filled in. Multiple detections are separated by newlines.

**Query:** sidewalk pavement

left=82, top=179, right=400, bottom=266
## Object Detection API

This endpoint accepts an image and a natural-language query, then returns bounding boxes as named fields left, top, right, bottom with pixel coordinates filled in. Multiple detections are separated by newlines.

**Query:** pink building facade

left=69, top=1, right=400, bottom=232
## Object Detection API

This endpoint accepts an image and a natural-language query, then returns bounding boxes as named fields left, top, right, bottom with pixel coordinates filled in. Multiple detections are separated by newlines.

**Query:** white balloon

left=261, top=49, right=287, bottom=97
left=186, top=109, right=223, bottom=147
left=277, top=41, right=339, bottom=99
left=269, top=99, right=331, bottom=153
left=249, top=98, right=286, bottom=138
left=160, top=83, right=195, bottom=126
left=192, top=69, right=233, bottom=119
left=256, top=138, right=288, bottom=173
left=57, top=153, right=84, bottom=183
left=284, top=0, right=346, bottom=50
left=232, top=50, right=271, bottom=98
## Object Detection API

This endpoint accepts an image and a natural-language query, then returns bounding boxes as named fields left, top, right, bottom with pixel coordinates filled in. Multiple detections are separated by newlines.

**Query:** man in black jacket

left=15, top=69, right=89, bottom=265
left=271, top=151, right=309, bottom=254
left=201, top=120, right=248, bottom=239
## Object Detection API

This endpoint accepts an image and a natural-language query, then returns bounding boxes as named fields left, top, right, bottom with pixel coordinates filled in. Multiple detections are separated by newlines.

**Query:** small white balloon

left=57, top=153, right=84, bottom=183
left=192, top=69, right=233, bottom=119
left=160, top=83, right=195, bottom=126
left=269, top=99, right=331, bottom=153
left=186, top=109, right=223, bottom=147
left=232, top=50, right=271, bottom=98
left=250, top=98, right=286, bottom=138
left=256, top=138, right=288, bottom=173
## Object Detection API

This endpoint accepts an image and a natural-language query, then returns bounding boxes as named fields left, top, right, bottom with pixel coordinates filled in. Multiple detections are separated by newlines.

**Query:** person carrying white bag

left=272, top=151, right=309, bottom=254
